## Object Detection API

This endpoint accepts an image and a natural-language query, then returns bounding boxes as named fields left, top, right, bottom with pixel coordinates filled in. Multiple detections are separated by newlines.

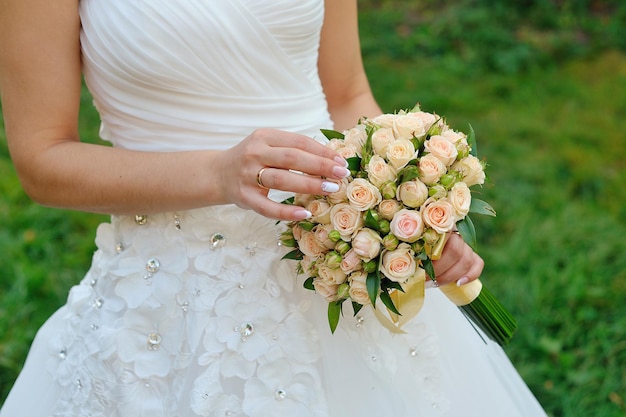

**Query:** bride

left=0, top=0, right=547, bottom=416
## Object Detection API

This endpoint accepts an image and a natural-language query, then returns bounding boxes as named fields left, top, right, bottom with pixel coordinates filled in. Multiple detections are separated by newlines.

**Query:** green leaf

left=398, top=165, right=420, bottom=183
left=364, top=210, right=381, bottom=231
left=380, top=290, right=401, bottom=315
left=352, top=301, right=364, bottom=316
left=298, top=220, right=315, bottom=232
left=422, top=257, right=436, bottom=281
left=303, top=277, right=315, bottom=290
left=382, top=278, right=404, bottom=292
left=467, top=124, right=477, bottom=157
left=366, top=271, right=381, bottom=307
left=346, top=156, right=361, bottom=172
left=457, top=216, right=477, bottom=250
left=469, top=198, right=497, bottom=217
left=281, top=249, right=303, bottom=261
left=281, top=196, right=295, bottom=205
left=328, top=301, right=343, bottom=333
left=320, top=129, right=344, bottom=140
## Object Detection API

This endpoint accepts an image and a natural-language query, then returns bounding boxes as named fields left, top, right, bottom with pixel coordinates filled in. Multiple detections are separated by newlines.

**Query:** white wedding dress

left=1, top=1, right=548, bottom=416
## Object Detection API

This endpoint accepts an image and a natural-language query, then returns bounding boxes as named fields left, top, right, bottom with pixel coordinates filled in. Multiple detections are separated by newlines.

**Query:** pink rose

left=390, top=209, right=425, bottom=243
left=330, top=203, right=364, bottom=240
left=313, top=224, right=336, bottom=250
left=424, top=135, right=459, bottom=166
left=422, top=198, right=456, bottom=234
left=380, top=243, right=417, bottom=283
left=352, top=228, right=382, bottom=261
left=346, top=178, right=382, bottom=211
left=340, top=249, right=363, bottom=274
left=418, top=154, right=446, bottom=185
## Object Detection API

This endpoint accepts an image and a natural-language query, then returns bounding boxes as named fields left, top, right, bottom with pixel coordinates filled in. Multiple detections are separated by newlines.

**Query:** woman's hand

left=431, top=233, right=485, bottom=286
left=215, top=128, right=351, bottom=221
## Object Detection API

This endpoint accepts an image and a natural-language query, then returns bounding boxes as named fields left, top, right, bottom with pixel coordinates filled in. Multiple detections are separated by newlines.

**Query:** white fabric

left=1, top=1, right=547, bottom=416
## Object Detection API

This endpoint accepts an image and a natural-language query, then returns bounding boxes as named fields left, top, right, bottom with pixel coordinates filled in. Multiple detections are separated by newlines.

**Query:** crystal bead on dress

left=145, top=258, right=161, bottom=273
left=409, top=346, right=418, bottom=357
left=59, top=349, right=67, bottom=360
left=240, top=322, right=254, bottom=341
left=92, top=297, right=104, bottom=309
left=209, top=233, right=226, bottom=250
left=274, top=388, right=287, bottom=400
left=245, top=242, right=257, bottom=256
left=115, top=243, right=125, bottom=253
left=134, top=214, right=148, bottom=225
left=147, top=332, right=162, bottom=351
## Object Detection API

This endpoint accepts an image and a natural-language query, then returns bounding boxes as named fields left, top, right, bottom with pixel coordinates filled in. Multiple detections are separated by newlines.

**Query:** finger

left=245, top=192, right=312, bottom=221
left=255, top=167, right=342, bottom=195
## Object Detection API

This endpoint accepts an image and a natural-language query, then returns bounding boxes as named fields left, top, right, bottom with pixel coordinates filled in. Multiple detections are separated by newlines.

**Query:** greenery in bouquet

left=281, top=104, right=517, bottom=346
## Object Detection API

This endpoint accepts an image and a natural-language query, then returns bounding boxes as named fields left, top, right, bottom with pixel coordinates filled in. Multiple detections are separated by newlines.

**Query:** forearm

left=17, top=140, right=222, bottom=215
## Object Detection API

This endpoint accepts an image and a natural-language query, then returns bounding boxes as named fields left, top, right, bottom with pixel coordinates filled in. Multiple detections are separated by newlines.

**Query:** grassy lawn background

left=1, top=2, right=625, bottom=416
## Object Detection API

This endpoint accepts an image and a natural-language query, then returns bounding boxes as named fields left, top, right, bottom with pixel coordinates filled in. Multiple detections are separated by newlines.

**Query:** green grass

left=1, top=5, right=625, bottom=417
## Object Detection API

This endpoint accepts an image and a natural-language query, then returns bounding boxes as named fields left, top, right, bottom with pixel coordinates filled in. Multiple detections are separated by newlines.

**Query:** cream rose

left=343, top=125, right=368, bottom=151
left=371, top=113, right=399, bottom=129
left=297, top=231, right=325, bottom=257
left=352, top=228, right=382, bottom=261
left=313, top=224, right=336, bottom=250
left=300, top=255, right=319, bottom=277
left=340, top=249, right=362, bottom=274
left=422, top=198, right=456, bottom=234
left=318, top=263, right=348, bottom=285
left=327, top=138, right=345, bottom=151
left=441, top=129, right=467, bottom=144
left=418, top=154, right=446, bottom=185
left=448, top=182, right=471, bottom=220
left=378, top=199, right=403, bottom=220
left=348, top=271, right=371, bottom=305
left=313, top=278, right=339, bottom=301
left=397, top=179, right=429, bottom=208
left=393, top=113, right=426, bottom=140
left=327, top=178, right=349, bottom=204
left=371, top=127, right=395, bottom=157
left=366, top=155, right=397, bottom=189
left=346, top=178, right=382, bottom=211
left=379, top=243, right=417, bottom=283
left=336, top=144, right=359, bottom=159
left=330, top=203, right=364, bottom=240
left=411, top=111, right=437, bottom=133
left=307, top=199, right=332, bottom=225
left=386, top=139, right=417, bottom=170
left=452, top=155, right=485, bottom=187
left=389, top=208, right=425, bottom=243
left=424, top=135, right=459, bottom=166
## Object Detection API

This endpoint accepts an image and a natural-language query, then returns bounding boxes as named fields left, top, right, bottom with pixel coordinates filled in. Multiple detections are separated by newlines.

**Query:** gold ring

left=256, top=167, right=270, bottom=189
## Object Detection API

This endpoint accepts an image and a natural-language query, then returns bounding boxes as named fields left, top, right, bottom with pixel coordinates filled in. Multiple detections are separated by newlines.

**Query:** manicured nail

left=321, top=181, right=340, bottom=193
left=294, top=209, right=312, bottom=220
left=456, top=277, right=469, bottom=287
left=332, top=165, right=351, bottom=178
left=334, top=156, right=349, bottom=168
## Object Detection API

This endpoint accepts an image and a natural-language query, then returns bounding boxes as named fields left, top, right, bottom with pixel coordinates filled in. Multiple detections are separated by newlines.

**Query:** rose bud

left=381, top=181, right=398, bottom=200
left=337, top=282, right=351, bottom=300
left=363, top=260, right=378, bottom=273
left=325, top=251, right=343, bottom=269
left=334, top=240, right=351, bottom=256
left=378, top=219, right=390, bottom=235
left=382, top=234, right=400, bottom=251
left=328, top=230, right=342, bottom=243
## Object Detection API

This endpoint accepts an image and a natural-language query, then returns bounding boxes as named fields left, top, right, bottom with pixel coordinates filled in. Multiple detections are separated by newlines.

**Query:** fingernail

left=321, top=181, right=340, bottom=193
left=456, top=277, right=469, bottom=287
left=332, top=165, right=351, bottom=178
left=294, top=209, right=312, bottom=220
left=334, top=156, right=349, bottom=168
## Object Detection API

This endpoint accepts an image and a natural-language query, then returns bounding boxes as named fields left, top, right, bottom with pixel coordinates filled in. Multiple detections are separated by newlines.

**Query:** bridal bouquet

left=281, top=104, right=517, bottom=346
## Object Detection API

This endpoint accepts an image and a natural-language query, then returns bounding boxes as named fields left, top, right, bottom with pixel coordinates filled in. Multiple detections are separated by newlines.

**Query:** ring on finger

left=256, top=167, right=270, bottom=190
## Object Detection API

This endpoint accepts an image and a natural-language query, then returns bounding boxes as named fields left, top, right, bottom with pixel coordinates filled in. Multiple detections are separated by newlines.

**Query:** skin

left=0, top=0, right=483, bottom=286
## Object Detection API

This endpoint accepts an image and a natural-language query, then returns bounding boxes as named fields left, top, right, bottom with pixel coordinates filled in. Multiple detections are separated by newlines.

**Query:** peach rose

left=366, top=155, right=397, bottom=189
left=418, top=154, right=446, bottom=185
left=336, top=144, right=359, bottom=159
left=313, top=224, right=336, bottom=250
left=352, top=228, right=382, bottom=261
left=318, top=263, right=348, bottom=285
left=346, top=178, right=382, bottom=211
left=348, top=271, right=371, bottom=305
left=371, top=113, right=399, bottom=129
left=386, top=138, right=417, bottom=170
left=327, top=138, right=345, bottom=151
left=307, top=199, right=332, bottom=225
left=410, top=111, right=437, bottom=133
left=441, top=129, right=467, bottom=144
left=340, top=249, right=362, bottom=274
left=380, top=243, right=417, bottom=283
left=371, top=127, right=396, bottom=157
left=448, top=182, right=471, bottom=220
left=393, top=113, right=426, bottom=140
left=390, top=209, right=425, bottom=243
left=330, top=203, right=364, bottom=240
left=343, top=125, right=368, bottom=151
left=422, top=198, right=456, bottom=234
left=452, top=155, right=485, bottom=187
left=378, top=199, right=403, bottom=220
left=327, top=178, right=349, bottom=204
left=313, top=278, right=339, bottom=301
left=397, top=179, right=429, bottom=208
left=300, top=255, right=319, bottom=277
left=424, top=135, right=459, bottom=166
left=297, top=231, right=326, bottom=257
